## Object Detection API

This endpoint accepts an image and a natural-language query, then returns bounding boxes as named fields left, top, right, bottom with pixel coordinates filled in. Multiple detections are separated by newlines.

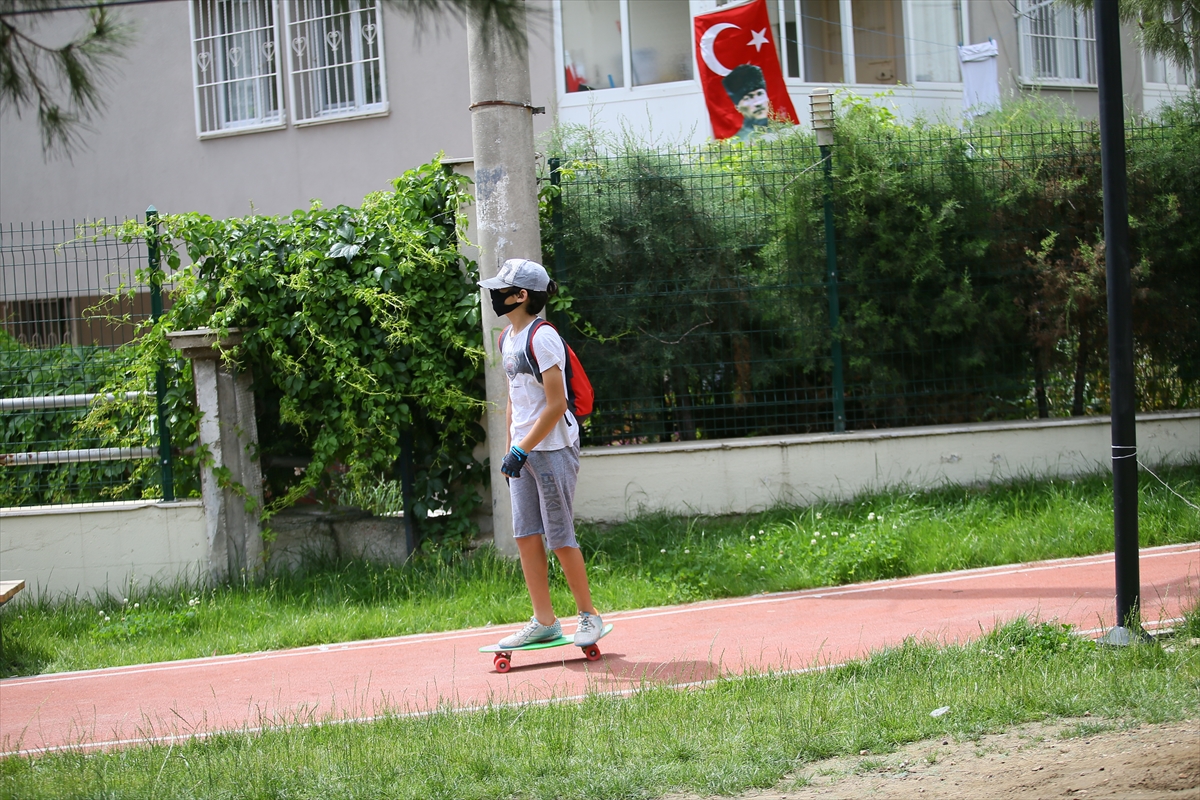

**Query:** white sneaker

left=574, top=611, right=604, bottom=647
left=498, top=616, right=562, bottom=648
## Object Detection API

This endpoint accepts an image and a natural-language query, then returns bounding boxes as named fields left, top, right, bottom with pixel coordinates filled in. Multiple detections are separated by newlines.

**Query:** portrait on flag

left=693, top=0, right=798, bottom=141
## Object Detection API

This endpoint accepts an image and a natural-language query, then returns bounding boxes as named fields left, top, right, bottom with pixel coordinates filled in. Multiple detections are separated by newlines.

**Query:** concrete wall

left=573, top=411, right=1200, bottom=522
left=2, top=0, right=1180, bottom=225
left=0, top=1, right=557, bottom=223
left=968, top=0, right=1150, bottom=118
left=1, top=413, right=1195, bottom=596
left=0, top=500, right=206, bottom=600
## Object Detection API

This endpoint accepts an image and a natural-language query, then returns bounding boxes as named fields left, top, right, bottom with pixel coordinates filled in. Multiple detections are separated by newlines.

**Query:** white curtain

left=907, top=0, right=960, bottom=82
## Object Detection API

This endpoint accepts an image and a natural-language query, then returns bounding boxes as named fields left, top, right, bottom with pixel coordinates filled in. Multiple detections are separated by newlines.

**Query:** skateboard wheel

left=583, top=645, right=601, bottom=661
left=494, top=656, right=511, bottom=673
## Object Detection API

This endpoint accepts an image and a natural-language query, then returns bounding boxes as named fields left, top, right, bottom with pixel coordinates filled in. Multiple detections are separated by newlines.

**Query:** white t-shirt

left=502, top=321, right=580, bottom=451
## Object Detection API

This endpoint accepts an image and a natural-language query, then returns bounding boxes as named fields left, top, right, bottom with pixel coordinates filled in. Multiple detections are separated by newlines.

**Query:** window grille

left=190, top=0, right=285, bottom=135
left=2, top=299, right=74, bottom=348
left=284, top=0, right=387, bottom=124
left=1018, top=0, right=1096, bottom=85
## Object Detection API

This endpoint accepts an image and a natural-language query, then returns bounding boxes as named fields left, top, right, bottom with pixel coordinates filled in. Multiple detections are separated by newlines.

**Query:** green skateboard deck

left=480, top=623, right=613, bottom=672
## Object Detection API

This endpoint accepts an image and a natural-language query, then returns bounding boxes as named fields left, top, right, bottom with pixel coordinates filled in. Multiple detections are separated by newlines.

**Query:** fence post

left=550, top=158, right=566, bottom=279
left=146, top=206, right=175, bottom=502
left=399, top=427, right=417, bottom=557
left=819, top=146, right=847, bottom=433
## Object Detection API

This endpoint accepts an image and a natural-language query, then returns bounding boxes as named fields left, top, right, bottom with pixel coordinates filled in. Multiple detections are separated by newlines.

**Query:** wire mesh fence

left=550, top=121, right=1198, bottom=446
left=0, top=218, right=172, bottom=506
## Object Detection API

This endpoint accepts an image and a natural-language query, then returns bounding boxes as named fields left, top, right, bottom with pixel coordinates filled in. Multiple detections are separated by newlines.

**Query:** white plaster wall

left=574, top=412, right=1200, bottom=522
left=0, top=501, right=206, bottom=600
left=1, top=414, right=1194, bottom=595
left=0, top=1, right=558, bottom=223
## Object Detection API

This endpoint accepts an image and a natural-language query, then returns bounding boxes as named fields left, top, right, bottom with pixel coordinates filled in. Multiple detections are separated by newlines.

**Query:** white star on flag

left=748, top=28, right=769, bottom=51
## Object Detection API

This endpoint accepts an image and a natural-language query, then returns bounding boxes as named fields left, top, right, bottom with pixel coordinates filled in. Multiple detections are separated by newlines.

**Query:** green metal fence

left=550, top=122, right=1198, bottom=446
left=0, top=216, right=175, bottom=506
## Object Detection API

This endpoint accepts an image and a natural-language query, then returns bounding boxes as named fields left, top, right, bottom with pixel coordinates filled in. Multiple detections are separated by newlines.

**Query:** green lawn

left=3, top=616, right=1198, bottom=800
left=2, top=464, right=1197, bottom=677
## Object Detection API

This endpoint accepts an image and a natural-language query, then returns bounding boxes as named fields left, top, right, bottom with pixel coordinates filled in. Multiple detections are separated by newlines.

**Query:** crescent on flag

left=699, top=22, right=739, bottom=77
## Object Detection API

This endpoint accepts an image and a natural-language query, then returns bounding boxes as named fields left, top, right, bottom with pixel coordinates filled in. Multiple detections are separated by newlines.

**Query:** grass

left=2, top=615, right=1198, bottom=799
left=1, top=464, right=1197, bottom=677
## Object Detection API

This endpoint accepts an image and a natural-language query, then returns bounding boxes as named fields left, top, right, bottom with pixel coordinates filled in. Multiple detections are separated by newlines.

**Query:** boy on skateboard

left=479, top=258, right=605, bottom=650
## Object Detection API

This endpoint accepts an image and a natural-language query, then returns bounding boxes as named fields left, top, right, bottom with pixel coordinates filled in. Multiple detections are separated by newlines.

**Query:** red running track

left=2, top=543, right=1197, bottom=757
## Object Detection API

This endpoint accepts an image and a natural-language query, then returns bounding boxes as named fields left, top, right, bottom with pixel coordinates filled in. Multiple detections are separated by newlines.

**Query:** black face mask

left=490, top=289, right=520, bottom=317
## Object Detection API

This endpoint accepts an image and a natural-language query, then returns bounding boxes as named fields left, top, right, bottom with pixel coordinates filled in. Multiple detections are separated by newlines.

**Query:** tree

left=1066, top=0, right=1200, bottom=74
left=0, top=0, right=535, bottom=157
left=0, top=1, right=131, bottom=156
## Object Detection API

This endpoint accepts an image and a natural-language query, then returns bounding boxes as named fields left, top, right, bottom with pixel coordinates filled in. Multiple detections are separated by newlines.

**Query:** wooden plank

left=0, top=580, right=26, bottom=605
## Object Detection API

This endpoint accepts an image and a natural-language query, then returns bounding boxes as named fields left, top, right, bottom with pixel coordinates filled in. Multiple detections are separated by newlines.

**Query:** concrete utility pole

left=466, top=1, right=543, bottom=557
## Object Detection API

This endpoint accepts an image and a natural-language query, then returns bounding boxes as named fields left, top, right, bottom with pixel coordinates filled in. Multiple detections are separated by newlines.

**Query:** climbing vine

left=95, top=157, right=487, bottom=545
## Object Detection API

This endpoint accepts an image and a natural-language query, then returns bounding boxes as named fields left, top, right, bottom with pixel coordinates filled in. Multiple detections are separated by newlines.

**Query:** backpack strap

left=525, top=318, right=576, bottom=428
left=524, top=318, right=551, bottom=384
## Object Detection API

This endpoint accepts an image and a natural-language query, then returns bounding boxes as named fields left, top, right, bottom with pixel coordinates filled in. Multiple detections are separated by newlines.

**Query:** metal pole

left=1093, top=0, right=1143, bottom=645
left=548, top=157, right=572, bottom=334
left=550, top=157, right=566, bottom=281
left=147, top=206, right=175, bottom=502
left=820, top=145, right=847, bottom=433
left=399, top=427, right=417, bottom=558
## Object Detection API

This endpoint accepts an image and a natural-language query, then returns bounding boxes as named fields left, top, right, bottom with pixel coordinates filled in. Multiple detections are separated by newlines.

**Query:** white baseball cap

left=478, top=258, right=551, bottom=292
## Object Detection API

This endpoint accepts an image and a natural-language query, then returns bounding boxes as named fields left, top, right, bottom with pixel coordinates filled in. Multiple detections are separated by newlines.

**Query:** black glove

left=501, top=445, right=528, bottom=478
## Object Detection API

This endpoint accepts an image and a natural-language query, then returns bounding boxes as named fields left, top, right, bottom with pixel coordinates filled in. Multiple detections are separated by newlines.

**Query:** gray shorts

left=510, top=445, right=580, bottom=550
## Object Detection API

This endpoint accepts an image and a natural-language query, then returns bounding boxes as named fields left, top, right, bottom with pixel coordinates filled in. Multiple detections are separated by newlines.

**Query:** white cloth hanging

left=959, top=41, right=1000, bottom=118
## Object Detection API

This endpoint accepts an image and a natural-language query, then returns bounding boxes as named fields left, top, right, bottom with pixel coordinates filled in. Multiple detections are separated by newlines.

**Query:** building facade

left=0, top=0, right=1193, bottom=223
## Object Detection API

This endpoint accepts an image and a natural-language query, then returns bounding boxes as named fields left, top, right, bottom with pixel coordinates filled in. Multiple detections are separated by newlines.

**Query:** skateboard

left=480, top=623, right=614, bottom=673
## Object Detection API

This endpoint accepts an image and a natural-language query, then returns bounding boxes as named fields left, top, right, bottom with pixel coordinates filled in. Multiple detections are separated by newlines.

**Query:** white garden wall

left=2, top=412, right=1195, bottom=598
left=0, top=500, right=205, bottom=600
left=574, top=411, right=1200, bottom=522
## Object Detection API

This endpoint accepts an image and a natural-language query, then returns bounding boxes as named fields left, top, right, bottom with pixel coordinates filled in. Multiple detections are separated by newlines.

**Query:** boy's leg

left=552, top=545, right=595, bottom=615
left=529, top=445, right=603, bottom=646
left=515, top=533, right=556, bottom=625
left=498, top=475, right=561, bottom=648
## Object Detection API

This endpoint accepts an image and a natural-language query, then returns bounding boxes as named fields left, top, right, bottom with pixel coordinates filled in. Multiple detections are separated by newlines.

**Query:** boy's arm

left=513, top=364, right=567, bottom=454
left=506, top=395, right=513, bottom=450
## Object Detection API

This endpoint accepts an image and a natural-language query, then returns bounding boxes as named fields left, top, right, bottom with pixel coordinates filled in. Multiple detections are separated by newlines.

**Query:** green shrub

left=545, top=92, right=1200, bottom=444
left=92, top=157, right=487, bottom=544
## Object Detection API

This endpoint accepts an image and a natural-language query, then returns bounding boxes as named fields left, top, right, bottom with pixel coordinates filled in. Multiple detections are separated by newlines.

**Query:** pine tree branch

left=0, top=3, right=131, bottom=157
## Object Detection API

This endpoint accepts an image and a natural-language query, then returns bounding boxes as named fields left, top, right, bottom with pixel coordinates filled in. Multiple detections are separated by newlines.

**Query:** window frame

left=189, top=0, right=288, bottom=139
left=1143, top=49, right=1193, bottom=87
left=781, top=0, right=969, bottom=86
left=282, top=0, right=390, bottom=127
left=555, top=0, right=699, bottom=100
left=1016, top=0, right=1098, bottom=88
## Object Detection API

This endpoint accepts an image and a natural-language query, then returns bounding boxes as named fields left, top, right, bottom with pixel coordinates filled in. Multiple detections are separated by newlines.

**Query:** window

left=781, top=0, right=960, bottom=85
left=284, top=0, right=387, bottom=123
left=2, top=299, right=73, bottom=348
left=560, top=0, right=692, bottom=93
left=562, top=0, right=623, bottom=91
left=190, top=0, right=285, bottom=135
left=1018, top=0, right=1096, bottom=85
left=189, top=0, right=385, bottom=135
left=1144, top=51, right=1191, bottom=85
left=905, top=0, right=962, bottom=82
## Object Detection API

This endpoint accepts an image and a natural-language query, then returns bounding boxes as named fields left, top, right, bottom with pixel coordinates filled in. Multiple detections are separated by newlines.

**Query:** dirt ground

left=667, top=718, right=1199, bottom=800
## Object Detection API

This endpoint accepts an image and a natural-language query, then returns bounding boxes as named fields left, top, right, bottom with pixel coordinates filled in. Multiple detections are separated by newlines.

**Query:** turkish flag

left=694, top=0, right=799, bottom=140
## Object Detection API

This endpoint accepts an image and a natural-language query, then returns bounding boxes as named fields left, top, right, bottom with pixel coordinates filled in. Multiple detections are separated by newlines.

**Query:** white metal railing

left=0, top=447, right=159, bottom=467
left=0, top=391, right=157, bottom=466
left=0, top=391, right=149, bottom=413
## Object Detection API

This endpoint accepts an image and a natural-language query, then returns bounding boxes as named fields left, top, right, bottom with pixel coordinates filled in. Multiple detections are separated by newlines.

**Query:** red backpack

left=499, top=318, right=594, bottom=422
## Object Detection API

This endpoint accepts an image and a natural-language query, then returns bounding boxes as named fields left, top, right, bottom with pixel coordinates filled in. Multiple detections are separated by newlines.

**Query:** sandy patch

left=666, top=718, right=1199, bottom=799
